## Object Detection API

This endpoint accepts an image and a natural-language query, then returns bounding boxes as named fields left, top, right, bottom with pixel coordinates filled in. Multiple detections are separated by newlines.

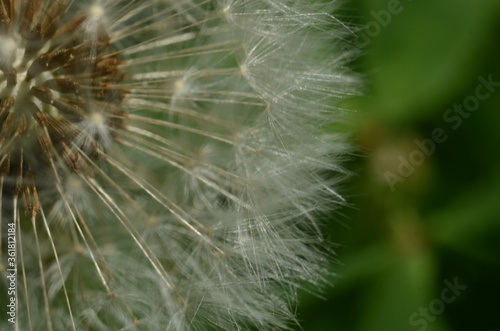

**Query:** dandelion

left=0, top=0, right=357, bottom=330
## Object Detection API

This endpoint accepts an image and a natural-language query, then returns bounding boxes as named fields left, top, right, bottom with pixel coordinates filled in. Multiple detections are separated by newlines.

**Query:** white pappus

left=0, top=0, right=358, bottom=330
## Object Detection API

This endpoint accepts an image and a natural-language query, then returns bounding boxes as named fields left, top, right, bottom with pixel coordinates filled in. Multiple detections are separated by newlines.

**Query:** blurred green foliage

left=299, top=1, right=500, bottom=330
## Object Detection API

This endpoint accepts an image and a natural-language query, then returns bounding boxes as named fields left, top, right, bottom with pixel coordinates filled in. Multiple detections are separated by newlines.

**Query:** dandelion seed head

left=0, top=0, right=358, bottom=330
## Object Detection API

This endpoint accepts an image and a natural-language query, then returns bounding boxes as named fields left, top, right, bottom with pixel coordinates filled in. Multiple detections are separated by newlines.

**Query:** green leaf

left=363, top=0, right=500, bottom=123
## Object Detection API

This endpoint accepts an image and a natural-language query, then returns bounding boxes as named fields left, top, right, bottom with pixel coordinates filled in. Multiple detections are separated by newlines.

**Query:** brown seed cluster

left=0, top=0, right=127, bottom=217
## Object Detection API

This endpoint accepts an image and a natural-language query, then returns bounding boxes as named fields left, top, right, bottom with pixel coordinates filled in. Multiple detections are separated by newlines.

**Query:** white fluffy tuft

left=0, top=0, right=358, bottom=330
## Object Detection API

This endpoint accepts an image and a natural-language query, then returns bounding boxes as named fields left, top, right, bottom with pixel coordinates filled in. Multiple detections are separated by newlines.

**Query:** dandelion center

left=0, top=0, right=126, bottom=217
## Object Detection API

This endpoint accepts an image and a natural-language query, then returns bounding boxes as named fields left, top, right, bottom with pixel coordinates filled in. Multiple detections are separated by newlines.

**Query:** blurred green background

left=299, top=0, right=500, bottom=330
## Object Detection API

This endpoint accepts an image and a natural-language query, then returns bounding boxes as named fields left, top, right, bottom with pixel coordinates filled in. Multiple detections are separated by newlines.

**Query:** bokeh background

left=299, top=0, right=500, bottom=330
